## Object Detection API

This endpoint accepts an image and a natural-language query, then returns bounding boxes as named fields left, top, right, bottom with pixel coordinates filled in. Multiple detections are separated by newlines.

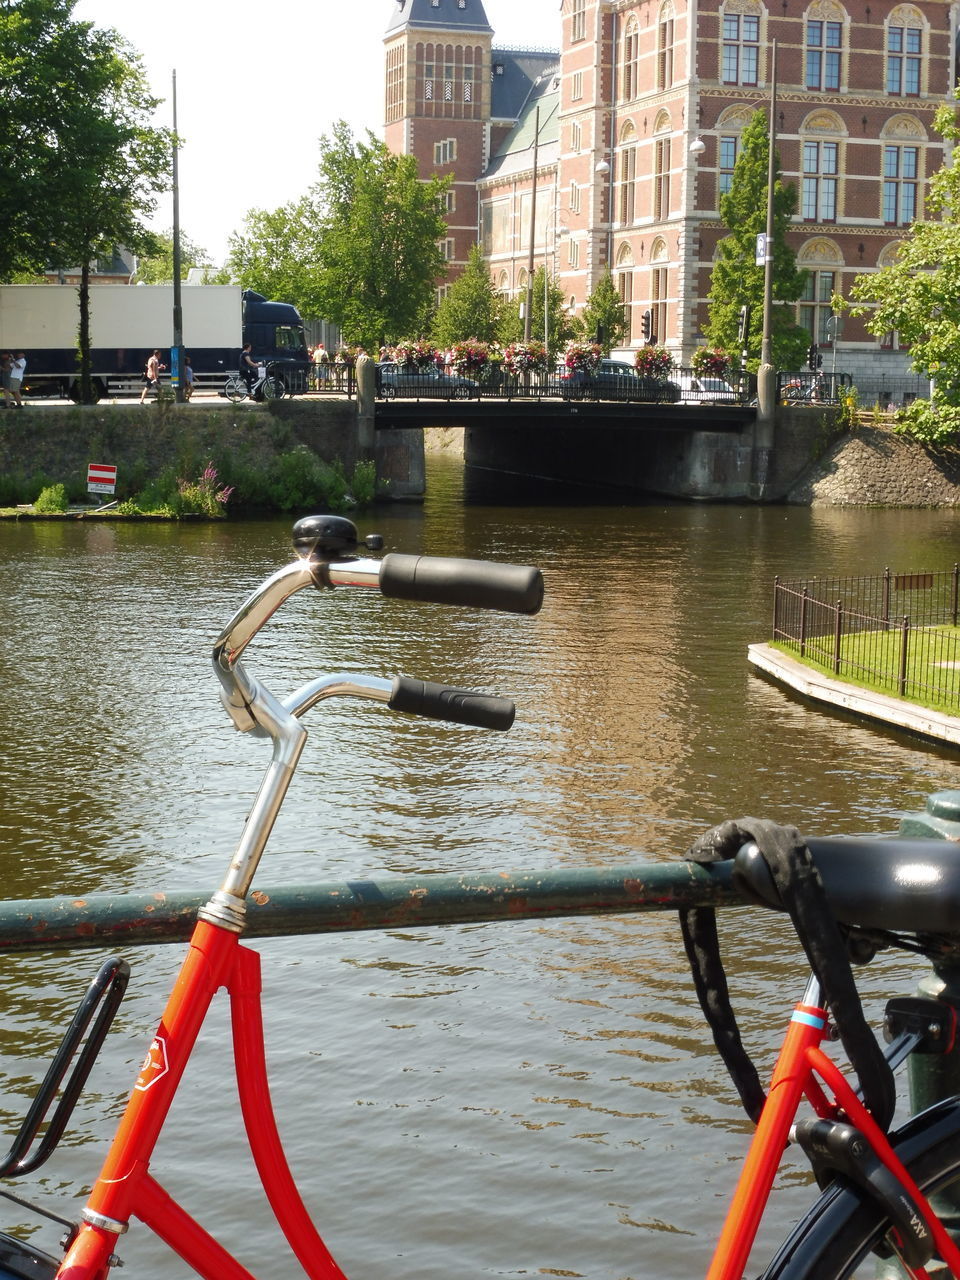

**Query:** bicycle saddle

left=733, top=837, right=960, bottom=936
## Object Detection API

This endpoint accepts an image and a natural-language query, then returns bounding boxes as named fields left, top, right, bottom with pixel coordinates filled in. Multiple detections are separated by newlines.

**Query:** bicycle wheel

left=224, top=377, right=245, bottom=403
left=263, top=375, right=285, bottom=400
left=759, top=1096, right=960, bottom=1279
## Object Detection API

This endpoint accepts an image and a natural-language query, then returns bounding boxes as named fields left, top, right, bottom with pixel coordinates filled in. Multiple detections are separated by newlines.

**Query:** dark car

left=561, top=359, right=681, bottom=403
left=377, top=362, right=479, bottom=400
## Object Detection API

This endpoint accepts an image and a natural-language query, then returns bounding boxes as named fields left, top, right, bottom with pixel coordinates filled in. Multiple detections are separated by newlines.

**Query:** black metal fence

left=775, top=370, right=853, bottom=405
left=772, top=567, right=960, bottom=709
left=369, top=364, right=756, bottom=405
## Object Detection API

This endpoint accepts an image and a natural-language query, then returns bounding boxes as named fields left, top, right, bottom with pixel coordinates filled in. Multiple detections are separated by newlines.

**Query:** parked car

left=376, top=362, right=479, bottom=400
left=677, top=375, right=739, bottom=405
left=561, top=359, right=681, bottom=403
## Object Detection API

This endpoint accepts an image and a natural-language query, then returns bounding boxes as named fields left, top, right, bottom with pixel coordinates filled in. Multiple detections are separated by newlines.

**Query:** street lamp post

left=757, top=39, right=778, bottom=426
left=523, top=105, right=540, bottom=343
left=171, top=69, right=185, bottom=404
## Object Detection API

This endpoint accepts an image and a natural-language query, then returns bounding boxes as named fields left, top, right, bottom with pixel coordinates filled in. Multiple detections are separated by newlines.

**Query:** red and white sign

left=87, top=463, right=117, bottom=494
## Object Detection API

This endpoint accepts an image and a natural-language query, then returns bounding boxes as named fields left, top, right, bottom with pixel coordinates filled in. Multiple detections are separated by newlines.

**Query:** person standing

left=139, top=349, right=162, bottom=403
left=183, top=355, right=195, bottom=400
left=5, top=352, right=25, bottom=407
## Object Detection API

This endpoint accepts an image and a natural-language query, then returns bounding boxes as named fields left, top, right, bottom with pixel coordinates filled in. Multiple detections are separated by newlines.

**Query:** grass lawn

left=771, top=625, right=960, bottom=716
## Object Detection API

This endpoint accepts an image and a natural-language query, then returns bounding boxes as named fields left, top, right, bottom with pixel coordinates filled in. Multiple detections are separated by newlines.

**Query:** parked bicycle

left=2, top=520, right=960, bottom=1278
left=222, top=362, right=285, bottom=403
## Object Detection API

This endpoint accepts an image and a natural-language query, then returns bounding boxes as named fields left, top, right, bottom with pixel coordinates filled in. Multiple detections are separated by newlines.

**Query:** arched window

left=649, top=238, right=670, bottom=345
left=616, top=244, right=635, bottom=340
left=880, top=115, right=925, bottom=225
left=618, top=121, right=638, bottom=224
left=799, top=111, right=845, bottom=222
left=804, top=3, right=846, bottom=92
left=797, top=238, right=843, bottom=344
left=715, top=106, right=754, bottom=201
left=657, top=1, right=675, bottom=90
left=886, top=5, right=925, bottom=96
left=721, top=1, right=763, bottom=86
left=653, top=114, right=672, bottom=222
left=622, top=18, right=640, bottom=101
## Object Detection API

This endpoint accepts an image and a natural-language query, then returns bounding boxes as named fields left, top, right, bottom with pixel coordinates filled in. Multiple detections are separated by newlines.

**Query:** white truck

left=0, top=283, right=310, bottom=400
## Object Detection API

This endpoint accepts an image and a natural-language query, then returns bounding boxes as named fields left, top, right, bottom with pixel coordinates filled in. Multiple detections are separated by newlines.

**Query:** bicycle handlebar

left=389, top=676, right=515, bottom=730
left=204, top=518, right=542, bottom=917
left=380, top=553, right=544, bottom=615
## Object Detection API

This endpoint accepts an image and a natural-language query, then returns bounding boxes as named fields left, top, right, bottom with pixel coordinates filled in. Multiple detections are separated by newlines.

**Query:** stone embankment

left=788, top=421, right=960, bottom=507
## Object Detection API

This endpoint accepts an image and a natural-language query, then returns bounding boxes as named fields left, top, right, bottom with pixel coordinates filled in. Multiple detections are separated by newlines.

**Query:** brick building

left=384, top=0, right=958, bottom=383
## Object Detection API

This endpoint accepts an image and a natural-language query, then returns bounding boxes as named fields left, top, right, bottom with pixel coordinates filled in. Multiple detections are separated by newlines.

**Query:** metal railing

left=373, top=364, right=756, bottom=405
left=776, top=370, right=853, bottom=405
left=0, top=862, right=740, bottom=954
left=772, top=566, right=960, bottom=709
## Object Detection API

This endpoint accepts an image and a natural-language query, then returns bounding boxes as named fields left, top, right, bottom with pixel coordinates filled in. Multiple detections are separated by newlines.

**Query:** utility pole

left=171, top=69, right=185, bottom=403
left=524, top=105, right=540, bottom=343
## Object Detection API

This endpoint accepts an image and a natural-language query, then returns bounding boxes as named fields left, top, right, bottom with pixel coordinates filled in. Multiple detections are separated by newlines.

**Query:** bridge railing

left=776, top=370, right=852, bottom=405
left=373, top=364, right=757, bottom=406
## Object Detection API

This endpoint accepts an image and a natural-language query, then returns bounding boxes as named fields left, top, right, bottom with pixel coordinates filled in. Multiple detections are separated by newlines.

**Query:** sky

left=71, top=0, right=560, bottom=267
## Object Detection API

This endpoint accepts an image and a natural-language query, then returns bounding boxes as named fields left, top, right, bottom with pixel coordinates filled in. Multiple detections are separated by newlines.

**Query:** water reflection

left=0, top=468, right=956, bottom=1277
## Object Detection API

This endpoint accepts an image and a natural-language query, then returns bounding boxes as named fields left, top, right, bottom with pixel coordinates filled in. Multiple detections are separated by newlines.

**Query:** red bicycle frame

left=706, top=982, right=960, bottom=1280
left=55, top=918, right=347, bottom=1280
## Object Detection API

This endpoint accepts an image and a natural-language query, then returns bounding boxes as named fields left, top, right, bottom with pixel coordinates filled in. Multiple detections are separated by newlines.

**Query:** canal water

left=0, top=455, right=958, bottom=1278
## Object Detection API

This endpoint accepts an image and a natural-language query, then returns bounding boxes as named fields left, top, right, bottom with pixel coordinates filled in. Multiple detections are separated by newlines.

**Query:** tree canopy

left=432, top=244, right=502, bottom=347
left=705, top=110, right=809, bottom=371
left=0, top=0, right=170, bottom=283
left=576, top=271, right=627, bottom=354
left=847, top=103, right=960, bottom=442
left=229, top=122, right=450, bottom=351
left=133, top=229, right=224, bottom=284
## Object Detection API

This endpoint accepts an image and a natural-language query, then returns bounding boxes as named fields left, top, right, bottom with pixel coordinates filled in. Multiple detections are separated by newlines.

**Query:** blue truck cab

left=241, top=291, right=311, bottom=391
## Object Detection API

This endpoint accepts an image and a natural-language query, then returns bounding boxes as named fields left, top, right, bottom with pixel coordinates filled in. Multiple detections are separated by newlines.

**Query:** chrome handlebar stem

left=203, top=556, right=388, bottom=932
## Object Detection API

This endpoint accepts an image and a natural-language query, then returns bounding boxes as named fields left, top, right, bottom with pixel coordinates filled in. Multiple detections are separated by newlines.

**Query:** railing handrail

left=771, top=566, right=960, bottom=709
left=0, top=862, right=740, bottom=955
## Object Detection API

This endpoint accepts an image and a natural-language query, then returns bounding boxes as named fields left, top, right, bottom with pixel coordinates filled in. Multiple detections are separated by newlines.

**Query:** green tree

left=497, top=266, right=571, bottom=358
left=311, top=121, right=450, bottom=351
left=705, top=110, right=809, bottom=371
left=576, top=270, right=626, bottom=354
left=132, top=229, right=220, bottom=284
left=226, top=200, right=320, bottom=308
left=433, top=243, right=502, bottom=346
left=847, top=103, right=960, bottom=443
left=0, top=1, right=171, bottom=400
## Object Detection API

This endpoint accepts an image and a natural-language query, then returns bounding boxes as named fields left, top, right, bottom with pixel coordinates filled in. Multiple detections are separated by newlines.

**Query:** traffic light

left=807, top=343, right=818, bottom=370
left=641, top=309, right=652, bottom=342
left=737, top=305, right=750, bottom=347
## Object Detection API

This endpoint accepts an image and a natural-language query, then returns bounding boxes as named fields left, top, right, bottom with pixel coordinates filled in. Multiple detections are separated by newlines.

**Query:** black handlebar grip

left=380, top=554, right=544, bottom=615
left=389, top=677, right=516, bottom=731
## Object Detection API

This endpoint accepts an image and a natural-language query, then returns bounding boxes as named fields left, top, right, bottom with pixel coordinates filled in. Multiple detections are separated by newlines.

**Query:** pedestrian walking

left=139, top=350, right=163, bottom=403
left=5, top=352, right=26, bottom=408
left=183, top=355, right=195, bottom=400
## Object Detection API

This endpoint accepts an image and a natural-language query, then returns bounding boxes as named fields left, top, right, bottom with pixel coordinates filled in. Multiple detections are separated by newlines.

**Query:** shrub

left=503, top=341, right=548, bottom=374
left=349, top=460, right=377, bottom=507
left=691, top=347, right=730, bottom=377
left=392, top=339, right=438, bottom=369
left=33, top=483, right=69, bottom=513
left=172, top=463, right=234, bottom=518
left=450, top=339, right=491, bottom=376
left=634, top=346, right=675, bottom=377
left=564, top=340, right=602, bottom=372
left=894, top=398, right=960, bottom=446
